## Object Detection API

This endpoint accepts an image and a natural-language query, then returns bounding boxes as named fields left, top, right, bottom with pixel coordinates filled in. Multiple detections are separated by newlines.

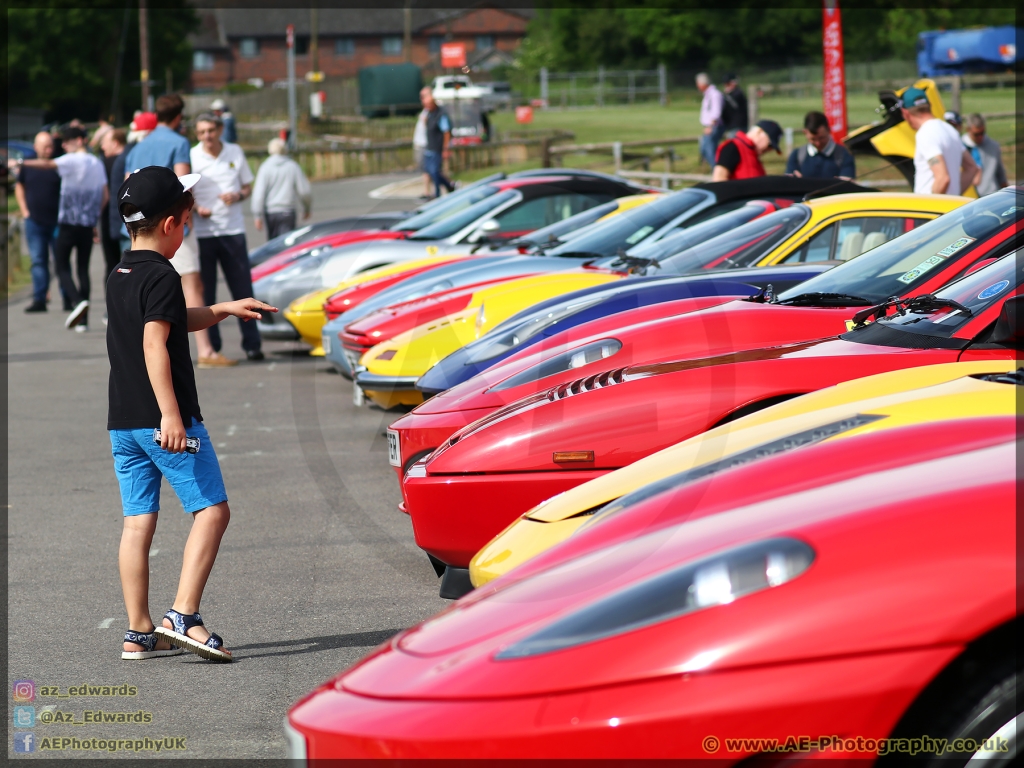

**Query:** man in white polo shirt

left=190, top=112, right=263, bottom=362
left=900, top=87, right=979, bottom=196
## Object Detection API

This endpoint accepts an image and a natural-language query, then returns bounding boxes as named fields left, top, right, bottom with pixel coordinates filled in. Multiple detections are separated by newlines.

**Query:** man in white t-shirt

left=190, top=113, right=263, bottom=361
left=12, top=125, right=108, bottom=329
left=900, top=87, right=979, bottom=196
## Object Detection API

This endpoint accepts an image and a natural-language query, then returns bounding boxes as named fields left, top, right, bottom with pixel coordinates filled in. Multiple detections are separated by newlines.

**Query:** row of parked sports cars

left=258, top=169, right=1021, bottom=762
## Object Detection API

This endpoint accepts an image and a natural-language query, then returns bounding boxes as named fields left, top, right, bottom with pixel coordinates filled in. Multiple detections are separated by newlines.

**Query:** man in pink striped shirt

left=697, top=73, right=724, bottom=168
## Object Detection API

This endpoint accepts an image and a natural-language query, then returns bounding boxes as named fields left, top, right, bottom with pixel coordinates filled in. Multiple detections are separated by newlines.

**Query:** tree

left=523, top=1, right=1016, bottom=72
left=8, top=1, right=198, bottom=123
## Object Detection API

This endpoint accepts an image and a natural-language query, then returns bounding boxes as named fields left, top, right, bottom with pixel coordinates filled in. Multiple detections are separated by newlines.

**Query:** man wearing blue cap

left=900, top=86, right=978, bottom=196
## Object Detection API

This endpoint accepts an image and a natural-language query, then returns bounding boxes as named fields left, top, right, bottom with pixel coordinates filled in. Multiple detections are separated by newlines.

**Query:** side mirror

left=469, top=219, right=501, bottom=243
left=991, top=295, right=1023, bottom=346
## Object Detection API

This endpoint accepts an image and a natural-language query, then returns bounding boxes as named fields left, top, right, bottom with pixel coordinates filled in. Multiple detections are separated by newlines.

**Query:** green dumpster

left=359, top=64, right=423, bottom=118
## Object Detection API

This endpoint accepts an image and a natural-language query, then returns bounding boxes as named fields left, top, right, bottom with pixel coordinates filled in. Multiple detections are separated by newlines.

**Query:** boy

left=107, top=166, right=277, bottom=661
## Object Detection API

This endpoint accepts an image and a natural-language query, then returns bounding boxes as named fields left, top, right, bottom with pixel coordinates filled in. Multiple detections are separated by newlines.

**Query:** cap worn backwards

left=118, top=167, right=200, bottom=223
left=900, top=87, right=930, bottom=110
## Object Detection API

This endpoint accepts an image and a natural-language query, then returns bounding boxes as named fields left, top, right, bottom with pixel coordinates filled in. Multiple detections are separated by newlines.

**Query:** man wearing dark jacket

left=720, top=74, right=749, bottom=137
left=786, top=111, right=856, bottom=180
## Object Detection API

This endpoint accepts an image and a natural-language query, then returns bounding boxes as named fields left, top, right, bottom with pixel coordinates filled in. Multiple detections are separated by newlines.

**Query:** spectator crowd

left=11, top=95, right=311, bottom=368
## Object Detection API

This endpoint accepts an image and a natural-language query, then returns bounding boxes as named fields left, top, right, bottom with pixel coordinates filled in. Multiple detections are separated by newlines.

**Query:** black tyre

left=880, top=655, right=1019, bottom=767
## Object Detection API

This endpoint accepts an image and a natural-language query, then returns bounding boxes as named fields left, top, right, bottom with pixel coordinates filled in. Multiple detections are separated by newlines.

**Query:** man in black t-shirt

left=106, top=166, right=277, bottom=663
left=15, top=132, right=63, bottom=312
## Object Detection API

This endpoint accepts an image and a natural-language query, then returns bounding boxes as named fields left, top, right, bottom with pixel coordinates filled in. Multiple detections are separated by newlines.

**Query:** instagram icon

left=12, top=680, right=35, bottom=703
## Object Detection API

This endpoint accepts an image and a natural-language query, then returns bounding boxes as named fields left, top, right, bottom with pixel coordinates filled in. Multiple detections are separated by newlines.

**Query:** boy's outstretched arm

left=187, top=299, right=278, bottom=332
left=143, top=320, right=188, bottom=453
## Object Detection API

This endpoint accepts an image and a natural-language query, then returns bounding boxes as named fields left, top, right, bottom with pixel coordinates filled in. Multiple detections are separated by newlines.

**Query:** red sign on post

left=822, top=1, right=848, bottom=141
left=286, top=24, right=294, bottom=49
left=440, top=42, right=467, bottom=69
left=515, top=106, right=534, bottom=124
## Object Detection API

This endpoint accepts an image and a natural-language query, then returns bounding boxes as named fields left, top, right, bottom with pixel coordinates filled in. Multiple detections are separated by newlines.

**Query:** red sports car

left=402, top=234, right=1022, bottom=571
left=388, top=189, right=1021, bottom=504
left=286, top=417, right=1018, bottom=760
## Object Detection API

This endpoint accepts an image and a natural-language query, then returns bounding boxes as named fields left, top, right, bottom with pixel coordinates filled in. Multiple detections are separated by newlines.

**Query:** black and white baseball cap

left=117, top=166, right=200, bottom=223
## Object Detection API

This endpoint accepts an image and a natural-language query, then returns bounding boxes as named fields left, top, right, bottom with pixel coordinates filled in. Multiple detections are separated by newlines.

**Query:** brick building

left=187, top=5, right=532, bottom=92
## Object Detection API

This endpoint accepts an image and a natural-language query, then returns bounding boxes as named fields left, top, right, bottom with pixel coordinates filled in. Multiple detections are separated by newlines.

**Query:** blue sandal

left=121, top=629, right=184, bottom=660
left=154, top=609, right=232, bottom=663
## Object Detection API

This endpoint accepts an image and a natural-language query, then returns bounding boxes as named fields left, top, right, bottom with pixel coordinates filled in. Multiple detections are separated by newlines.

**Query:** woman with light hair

left=251, top=136, right=312, bottom=241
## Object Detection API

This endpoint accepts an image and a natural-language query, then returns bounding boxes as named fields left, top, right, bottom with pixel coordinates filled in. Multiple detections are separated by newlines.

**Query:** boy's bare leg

left=164, top=502, right=231, bottom=652
left=120, top=513, right=175, bottom=652
left=180, top=272, right=216, bottom=359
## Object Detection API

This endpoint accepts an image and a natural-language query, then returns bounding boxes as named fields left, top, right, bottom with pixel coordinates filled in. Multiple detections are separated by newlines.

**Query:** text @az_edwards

left=37, top=709, right=154, bottom=725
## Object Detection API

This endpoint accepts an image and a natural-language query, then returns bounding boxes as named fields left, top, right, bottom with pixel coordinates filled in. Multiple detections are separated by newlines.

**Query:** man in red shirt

left=712, top=119, right=783, bottom=181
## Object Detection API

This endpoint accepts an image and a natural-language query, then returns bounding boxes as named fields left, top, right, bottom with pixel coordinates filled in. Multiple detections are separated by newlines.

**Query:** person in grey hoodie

left=251, top=138, right=312, bottom=241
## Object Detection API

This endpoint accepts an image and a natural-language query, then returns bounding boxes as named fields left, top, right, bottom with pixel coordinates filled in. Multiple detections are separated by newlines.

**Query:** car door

left=779, top=214, right=933, bottom=264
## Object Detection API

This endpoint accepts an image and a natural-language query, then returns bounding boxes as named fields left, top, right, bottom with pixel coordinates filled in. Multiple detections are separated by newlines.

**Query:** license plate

left=386, top=429, right=401, bottom=467
left=322, top=333, right=332, bottom=355
left=353, top=385, right=365, bottom=407
left=344, top=350, right=360, bottom=372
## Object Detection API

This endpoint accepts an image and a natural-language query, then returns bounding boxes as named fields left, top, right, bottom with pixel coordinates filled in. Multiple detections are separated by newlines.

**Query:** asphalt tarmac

left=6, top=174, right=451, bottom=759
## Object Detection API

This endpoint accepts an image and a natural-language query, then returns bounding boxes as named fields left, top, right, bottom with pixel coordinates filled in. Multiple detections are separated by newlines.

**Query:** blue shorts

left=109, top=419, right=227, bottom=516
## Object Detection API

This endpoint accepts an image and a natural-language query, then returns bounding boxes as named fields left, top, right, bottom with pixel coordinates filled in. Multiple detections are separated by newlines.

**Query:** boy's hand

left=160, top=414, right=188, bottom=453
left=218, top=298, right=278, bottom=321
left=195, top=206, right=213, bottom=218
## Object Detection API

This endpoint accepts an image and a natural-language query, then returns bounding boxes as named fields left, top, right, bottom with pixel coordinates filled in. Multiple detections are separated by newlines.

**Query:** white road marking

left=98, top=618, right=116, bottom=629
left=150, top=549, right=159, bottom=557
left=244, top=402, right=252, bottom=408
left=226, top=425, right=238, bottom=436
left=268, top=363, right=277, bottom=371
left=218, top=442, right=227, bottom=448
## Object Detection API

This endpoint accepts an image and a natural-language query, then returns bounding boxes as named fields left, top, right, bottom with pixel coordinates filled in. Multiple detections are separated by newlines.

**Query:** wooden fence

left=243, top=138, right=548, bottom=183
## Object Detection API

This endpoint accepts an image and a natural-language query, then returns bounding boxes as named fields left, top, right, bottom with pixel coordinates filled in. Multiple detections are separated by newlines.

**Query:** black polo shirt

left=106, top=249, right=202, bottom=430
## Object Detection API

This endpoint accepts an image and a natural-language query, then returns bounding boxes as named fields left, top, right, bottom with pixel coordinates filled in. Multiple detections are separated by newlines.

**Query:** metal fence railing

left=539, top=66, right=668, bottom=108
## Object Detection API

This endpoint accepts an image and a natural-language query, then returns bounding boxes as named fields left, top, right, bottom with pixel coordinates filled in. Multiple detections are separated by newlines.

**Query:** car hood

left=409, top=300, right=855, bottom=418
left=422, top=335, right=962, bottom=475
left=339, top=431, right=1015, bottom=700
left=469, top=364, right=1020, bottom=585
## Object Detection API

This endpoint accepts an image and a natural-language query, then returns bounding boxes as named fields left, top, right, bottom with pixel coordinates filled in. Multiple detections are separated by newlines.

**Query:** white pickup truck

left=430, top=75, right=489, bottom=103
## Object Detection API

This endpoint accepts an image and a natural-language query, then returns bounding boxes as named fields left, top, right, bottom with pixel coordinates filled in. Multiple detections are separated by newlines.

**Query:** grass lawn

left=455, top=87, right=1019, bottom=188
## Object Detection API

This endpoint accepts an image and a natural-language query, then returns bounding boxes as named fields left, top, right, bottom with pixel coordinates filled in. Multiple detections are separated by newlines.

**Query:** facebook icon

left=14, top=732, right=35, bottom=753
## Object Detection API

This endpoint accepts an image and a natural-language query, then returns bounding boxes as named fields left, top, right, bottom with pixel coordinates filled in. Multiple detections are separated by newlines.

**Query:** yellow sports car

left=283, top=254, right=471, bottom=355
left=357, top=192, right=966, bottom=405
left=470, top=360, right=1020, bottom=587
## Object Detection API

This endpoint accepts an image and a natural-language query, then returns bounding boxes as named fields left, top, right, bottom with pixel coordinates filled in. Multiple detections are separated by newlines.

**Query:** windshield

left=647, top=204, right=811, bottom=273
left=516, top=200, right=622, bottom=249
left=873, top=251, right=1020, bottom=339
left=394, top=184, right=501, bottom=232
left=545, top=189, right=709, bottom=258
left=638, top=202, right=779, bottom=273
left=407, top=190, right=518, bottom=241
left=777, top=189, right=1023, bottom=305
